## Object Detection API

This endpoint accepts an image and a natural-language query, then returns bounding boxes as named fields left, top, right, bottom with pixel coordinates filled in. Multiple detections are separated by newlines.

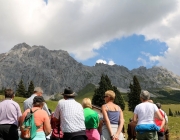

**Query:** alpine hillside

left=0, top=43, right=180, bottom=96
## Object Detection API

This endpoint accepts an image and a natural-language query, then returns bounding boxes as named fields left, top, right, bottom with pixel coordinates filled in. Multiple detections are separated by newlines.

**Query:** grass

left=1, top=95, right=180, bottom=139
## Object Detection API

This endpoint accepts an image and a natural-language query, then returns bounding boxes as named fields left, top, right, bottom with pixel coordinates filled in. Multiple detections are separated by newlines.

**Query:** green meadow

left=0, top=95, right=180, bottom=139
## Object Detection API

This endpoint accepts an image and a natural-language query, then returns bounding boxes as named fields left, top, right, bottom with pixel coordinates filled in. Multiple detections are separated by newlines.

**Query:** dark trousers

left=0, top=124, right=19, bottom=140
left=157, top=132, right=164, bottom=140
left=62, top=130, right=87, bottom=140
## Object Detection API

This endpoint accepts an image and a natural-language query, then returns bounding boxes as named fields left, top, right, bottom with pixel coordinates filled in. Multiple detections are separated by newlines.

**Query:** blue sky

left=77, top=34, right=167, bottom=70
left=0, top=0, right=180, bottom=75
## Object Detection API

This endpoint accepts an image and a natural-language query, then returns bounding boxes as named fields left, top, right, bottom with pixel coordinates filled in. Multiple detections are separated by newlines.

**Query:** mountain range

left=0, top=43, right=180, bottom=97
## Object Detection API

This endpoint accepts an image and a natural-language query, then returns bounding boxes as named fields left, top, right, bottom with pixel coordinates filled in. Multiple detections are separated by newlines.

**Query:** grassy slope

left=1, top=94, right=180, bottom=139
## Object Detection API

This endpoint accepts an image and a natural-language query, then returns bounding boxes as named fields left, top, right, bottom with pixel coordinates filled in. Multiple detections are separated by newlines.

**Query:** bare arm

left=155, top=110, right=163, bottom=121
left=114, top=107, right=124, bottom=139
left=155, top=110, right=165, bottom=130
left=43, top=116, right=51, bottom=136
left=133, top=113, right=138, bottom=123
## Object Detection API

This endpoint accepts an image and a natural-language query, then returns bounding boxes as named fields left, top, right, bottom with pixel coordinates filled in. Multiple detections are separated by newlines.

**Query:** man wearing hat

left=23, top=87, right=50, bottom=116
left=53, top=87, right=87, bottom=140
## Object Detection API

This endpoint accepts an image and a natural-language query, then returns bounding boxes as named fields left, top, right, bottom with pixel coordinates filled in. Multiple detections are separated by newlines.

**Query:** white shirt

left=54, top=98, right=86, bottom=133
left=134, top=102, right=158, bottom=125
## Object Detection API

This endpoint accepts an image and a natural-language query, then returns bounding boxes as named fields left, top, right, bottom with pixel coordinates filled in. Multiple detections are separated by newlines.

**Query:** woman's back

left=105, top=104, right=120, bottom=124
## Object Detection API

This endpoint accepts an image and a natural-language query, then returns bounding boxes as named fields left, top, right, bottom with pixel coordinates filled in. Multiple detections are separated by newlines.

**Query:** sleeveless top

left=105, top=105, right=120, bottom=125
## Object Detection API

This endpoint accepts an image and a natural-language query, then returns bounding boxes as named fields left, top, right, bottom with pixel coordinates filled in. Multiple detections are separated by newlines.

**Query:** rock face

left=0, top=43, right=180, bottom=95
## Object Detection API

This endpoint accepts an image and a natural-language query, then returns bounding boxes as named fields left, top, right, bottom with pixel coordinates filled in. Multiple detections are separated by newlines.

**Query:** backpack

left=20, top=109, right=43, bottom=140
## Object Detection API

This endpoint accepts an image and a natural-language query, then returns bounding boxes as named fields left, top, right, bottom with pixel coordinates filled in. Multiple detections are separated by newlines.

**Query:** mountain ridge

left=0, top=43, right=180, bottom=95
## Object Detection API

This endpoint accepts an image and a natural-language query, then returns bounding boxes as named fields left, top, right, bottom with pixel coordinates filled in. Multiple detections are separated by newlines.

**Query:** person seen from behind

left=82, top=98, right=100, bottom=140
left=127, top=118, right=136, bottom=140
left=0, top=89, right=22, bottom=140
left=133, top=90, right=165, bottom=140
left=23, top=87, right=51, bottom=116
left=20, top=96, right=51, bottom=140
left=53, top=87, right=87, bottom=140
left=101, top=90, right=125, bottom=140
left=155, top=103, right=168, bottom=140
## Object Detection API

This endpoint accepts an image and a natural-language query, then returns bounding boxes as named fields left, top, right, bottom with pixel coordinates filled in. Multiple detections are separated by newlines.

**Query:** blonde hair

left=105, top=90, right=115, bottom=100
left=82, top=98, right=92, bottom=108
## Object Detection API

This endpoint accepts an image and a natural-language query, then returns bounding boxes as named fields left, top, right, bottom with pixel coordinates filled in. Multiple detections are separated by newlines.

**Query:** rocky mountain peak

left=11, top=43, right=31, bottom=51
left=0, top=43, right=180, bottom=96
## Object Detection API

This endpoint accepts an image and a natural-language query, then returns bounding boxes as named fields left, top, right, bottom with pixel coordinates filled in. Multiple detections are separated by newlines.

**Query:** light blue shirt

left=23, top=94, right=50, bottom=115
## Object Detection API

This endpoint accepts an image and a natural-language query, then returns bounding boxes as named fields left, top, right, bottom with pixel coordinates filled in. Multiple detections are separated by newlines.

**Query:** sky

left=0, top=0, right=180, bottom=75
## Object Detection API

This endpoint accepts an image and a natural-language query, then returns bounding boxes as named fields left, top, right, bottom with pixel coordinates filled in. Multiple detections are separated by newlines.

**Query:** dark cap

left=61, top=87, right=77, bottom=97
left=33, top=96, right=45, bottom=104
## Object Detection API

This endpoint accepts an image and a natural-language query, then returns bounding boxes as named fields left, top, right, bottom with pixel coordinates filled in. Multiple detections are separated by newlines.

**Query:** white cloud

left=96, top=59, right=107, bottom=64
left=96, top=59, right=115, bottom=66
left=108, top=60, right=115, bottom=66
left=0, top=0, right=180, bottom=74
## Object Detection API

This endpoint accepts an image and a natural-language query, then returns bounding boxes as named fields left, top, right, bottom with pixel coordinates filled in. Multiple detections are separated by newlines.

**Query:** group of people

left=131, top=90, right=168, bottom=140
left=0, top=87, right=168, bottom=140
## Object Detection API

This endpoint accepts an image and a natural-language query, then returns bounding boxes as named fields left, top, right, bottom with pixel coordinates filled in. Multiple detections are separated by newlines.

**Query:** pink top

left=21, top=107, right=49, bottom=132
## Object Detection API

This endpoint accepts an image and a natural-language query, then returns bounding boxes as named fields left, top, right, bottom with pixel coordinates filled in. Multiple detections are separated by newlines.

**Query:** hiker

left=82, top=98, right=100, bottom=140
left=53, top=87, right=87, bottom=140
left=127, top=118, right=136, bottom=140
left=50, top=99, right=64, bottom=140
left=155, top=103, right=168, bottom=140
left=0, top=89, right=22, bottom=140
left=20, top=96, right=51, bottom=140
left=23, top=87, right=51, bottom=116
left=101, top=90, right=125, bottom=140
left=133, top=90, right=165, bottom=140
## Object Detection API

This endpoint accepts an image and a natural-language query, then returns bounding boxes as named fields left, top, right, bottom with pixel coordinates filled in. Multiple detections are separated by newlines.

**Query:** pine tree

left=92, top=74, right=112, bottom=107
left=16, top=79, right=26, bottom=97
left=169, top=108, right=173, bottom=116
left=113, top=86, right=125, bottom=110
left=127, top=76, right=141, bottom=111
left=92, top=74, right=125, bottom=110
left=127, top=83, right=133, bottom=111
left=27, top=81, right=34, bottom=98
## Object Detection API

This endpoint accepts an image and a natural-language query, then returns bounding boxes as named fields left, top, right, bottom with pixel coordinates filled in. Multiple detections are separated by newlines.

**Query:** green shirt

left=83, top=108, right=99, bottom=129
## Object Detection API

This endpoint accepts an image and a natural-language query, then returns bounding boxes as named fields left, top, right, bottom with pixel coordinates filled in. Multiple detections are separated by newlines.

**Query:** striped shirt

left=54, top=98, right=86, bottom=132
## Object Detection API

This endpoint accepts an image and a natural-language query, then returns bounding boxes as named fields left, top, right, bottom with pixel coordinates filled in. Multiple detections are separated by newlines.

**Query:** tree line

left=92, top=74, right=141, bottom=111
left=0, top=74, right=142, bottom=112
left=0, top=80, right=35, bottom=98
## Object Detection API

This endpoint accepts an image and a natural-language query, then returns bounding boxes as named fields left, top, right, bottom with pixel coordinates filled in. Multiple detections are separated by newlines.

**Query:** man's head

left=62, top=87, right=77, bottom=98
left=34, top=87, right=43, bottom=96
left=5, top=89, right=14, bottom=98
left=140, top=90, right=150, bottom=102
left=156, top=103, right=161, bottom=109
